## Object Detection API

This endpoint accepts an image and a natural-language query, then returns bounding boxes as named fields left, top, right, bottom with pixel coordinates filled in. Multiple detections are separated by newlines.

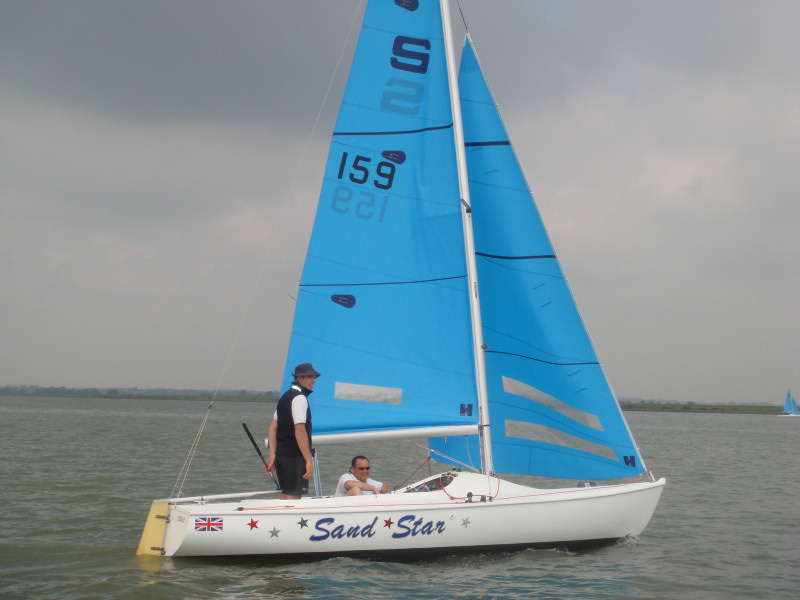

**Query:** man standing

left=267, top=362, right=319, bottom=499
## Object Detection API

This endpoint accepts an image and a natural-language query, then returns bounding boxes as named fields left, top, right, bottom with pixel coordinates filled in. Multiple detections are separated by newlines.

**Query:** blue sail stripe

left=300, top=275, right=466, bottom=287
left=477, top=252, right=556, bottom=260
left=464, top=140, right=510, bottom=147
left=333, top=123, right=453, bottom=137
left=485, top=350, right=600, bottom=367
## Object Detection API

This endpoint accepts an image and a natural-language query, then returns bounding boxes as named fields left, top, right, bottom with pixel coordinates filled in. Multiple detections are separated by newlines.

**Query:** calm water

left=1, top=396, right=798, bottom=599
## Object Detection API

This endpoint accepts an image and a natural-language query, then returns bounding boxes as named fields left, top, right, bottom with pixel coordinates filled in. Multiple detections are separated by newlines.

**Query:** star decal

left=297, top=517, right=309, bottom=529
left=247, top=519, right=258, bottom=530
left=461, top=517, right=471, bottom=528
left=383, top=517, right=394, bottom=528
left=269, top=526, right=281, bottom=538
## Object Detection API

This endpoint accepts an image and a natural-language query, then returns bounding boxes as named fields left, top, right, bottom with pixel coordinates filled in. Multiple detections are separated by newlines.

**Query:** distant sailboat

left=779, top=389, right=799, bottom=416
left=138, top=0, right=664, bottom=559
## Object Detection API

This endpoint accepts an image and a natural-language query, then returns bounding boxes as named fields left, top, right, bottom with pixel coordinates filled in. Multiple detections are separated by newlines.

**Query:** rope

left=167, top=2, right=365, bottom=500
left=415, top=441, right=480, bottom=473
left=455, top=0, right=468, bottom=31
left=438, top=473, right=501, bottom=502
left=169, top=398, right=215, bottom=500
left=397, top=456, right=434, bottom=489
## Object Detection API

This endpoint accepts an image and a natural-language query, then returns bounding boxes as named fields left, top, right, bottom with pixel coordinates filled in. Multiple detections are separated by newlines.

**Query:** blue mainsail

left=783, top=389, right=799, bottom=415
left=428, top=38, right=646, bottom=480
left=284, top=2, right=647, bottom=481
left=283, top=1, right=479, bottom=437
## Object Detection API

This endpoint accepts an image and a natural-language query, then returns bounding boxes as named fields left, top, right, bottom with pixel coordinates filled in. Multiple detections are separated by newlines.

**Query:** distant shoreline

left=620, top=401, right=780, bottom=415
left=0, top=386, right=279, bottom=403
left=0, top=387, right=782, bottom=414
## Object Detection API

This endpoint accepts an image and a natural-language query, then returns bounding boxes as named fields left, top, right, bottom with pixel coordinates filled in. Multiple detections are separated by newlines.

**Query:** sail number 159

left=337, top=152, right=396, bottom=190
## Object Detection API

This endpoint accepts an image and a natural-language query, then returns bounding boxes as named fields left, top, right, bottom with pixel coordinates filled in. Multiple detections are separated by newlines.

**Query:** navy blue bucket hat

left=293, top=363, right=321, bottom=378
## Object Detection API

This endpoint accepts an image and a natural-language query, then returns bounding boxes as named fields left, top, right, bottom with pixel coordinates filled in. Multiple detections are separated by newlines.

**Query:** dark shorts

left=274, top=454, right=309, bottom=496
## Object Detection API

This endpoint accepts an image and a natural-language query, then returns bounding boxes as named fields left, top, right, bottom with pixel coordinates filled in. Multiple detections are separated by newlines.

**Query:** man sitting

left=334, top=455, right=390, bottom=496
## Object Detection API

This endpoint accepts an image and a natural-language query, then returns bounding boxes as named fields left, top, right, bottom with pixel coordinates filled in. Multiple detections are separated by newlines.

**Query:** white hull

left=141, top=472, right=665, bottom=558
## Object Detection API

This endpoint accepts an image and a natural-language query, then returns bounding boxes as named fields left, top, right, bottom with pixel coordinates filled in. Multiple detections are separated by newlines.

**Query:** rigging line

left=169, top=400, right=214, bottom=500
left=169, top=2, right=366, bottom=498
left=397, top=455, right=433, bottom=488
left=308, top=1, right=366, bottom=158
left=414, top=442, right=481, bottom=473
left=455, top=0, right=468, bottom=31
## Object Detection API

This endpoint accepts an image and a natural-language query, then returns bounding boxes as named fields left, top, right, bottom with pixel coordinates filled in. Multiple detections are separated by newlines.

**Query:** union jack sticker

left=195, top=517, right=223, bottom=532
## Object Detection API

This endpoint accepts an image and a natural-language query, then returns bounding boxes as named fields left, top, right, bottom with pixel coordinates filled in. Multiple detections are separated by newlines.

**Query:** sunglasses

left=355, top=466, right=371, bottom=471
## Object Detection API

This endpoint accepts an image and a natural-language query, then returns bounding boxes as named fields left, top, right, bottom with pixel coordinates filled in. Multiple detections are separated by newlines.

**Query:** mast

left=440, top=0, right=494, bottom=474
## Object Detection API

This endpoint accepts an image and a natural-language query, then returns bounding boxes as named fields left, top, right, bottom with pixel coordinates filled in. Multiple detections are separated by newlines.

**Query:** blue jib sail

left=783, top=389, right=798, bottom=415
left=428, top=38, right=647, bottom=480
left=283, top=1, right=479, bottom=436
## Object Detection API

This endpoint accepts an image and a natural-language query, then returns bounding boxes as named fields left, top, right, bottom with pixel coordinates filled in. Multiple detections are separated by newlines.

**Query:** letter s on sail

left=390, top=37, right=430, bottom=74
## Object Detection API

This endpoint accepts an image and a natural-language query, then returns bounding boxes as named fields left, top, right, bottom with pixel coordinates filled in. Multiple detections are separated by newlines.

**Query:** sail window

left=335, top=382, right=402, bottom=405
left=502, top=376, right=602, bottom=431
left=505, top=420, right=618, bottom=462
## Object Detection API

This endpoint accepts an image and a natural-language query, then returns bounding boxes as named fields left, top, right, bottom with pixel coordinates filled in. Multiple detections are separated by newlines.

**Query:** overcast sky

left=2, top=1, right=798, bottom=405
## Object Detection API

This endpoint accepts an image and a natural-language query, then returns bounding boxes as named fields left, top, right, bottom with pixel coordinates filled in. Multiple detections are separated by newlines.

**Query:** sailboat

left=138, top=0, right=664, bottom=559
left=779, top=389, right=799, bottom=416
